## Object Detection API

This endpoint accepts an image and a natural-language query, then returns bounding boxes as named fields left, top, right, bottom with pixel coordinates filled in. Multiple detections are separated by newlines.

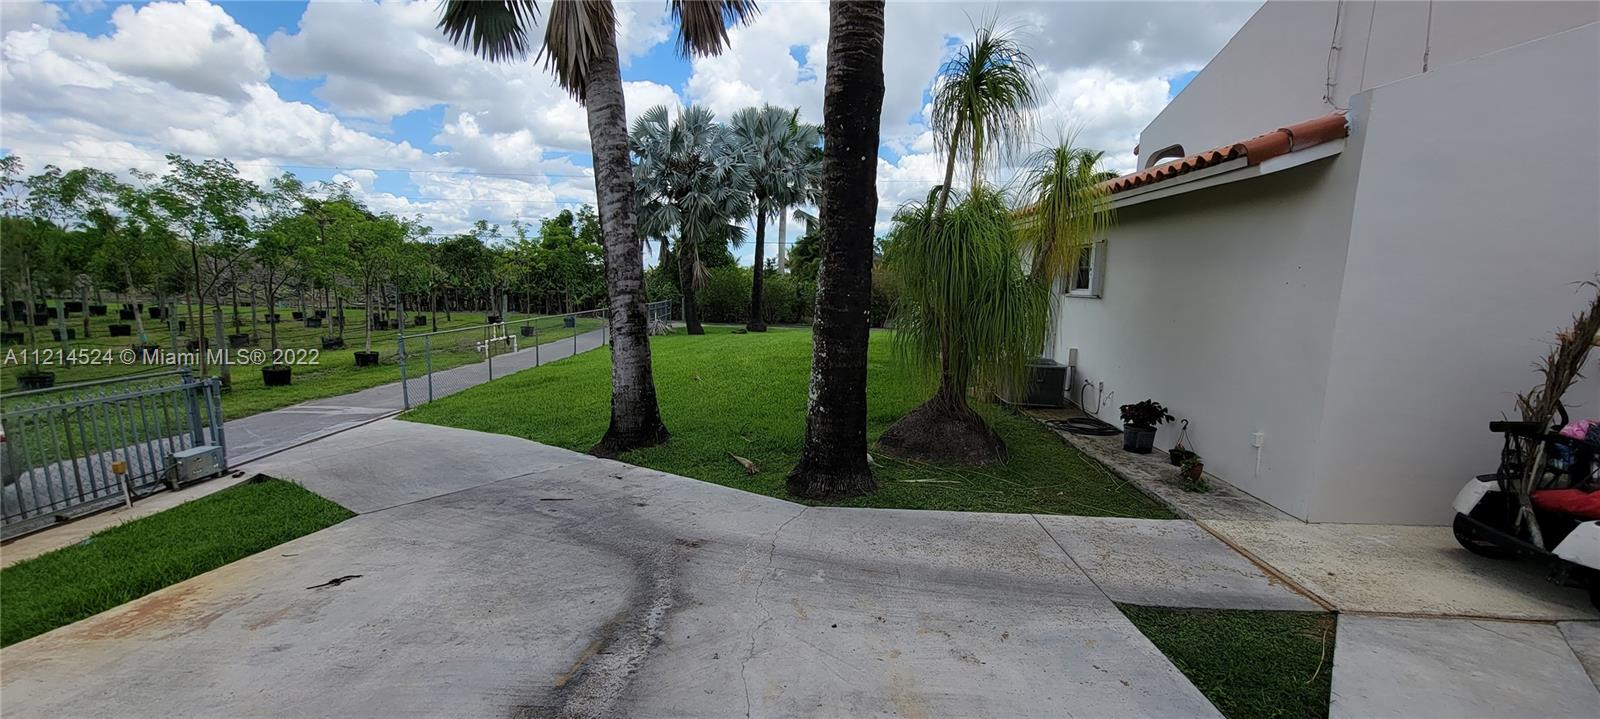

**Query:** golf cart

left=1453, top=402, right=1600, bottom=609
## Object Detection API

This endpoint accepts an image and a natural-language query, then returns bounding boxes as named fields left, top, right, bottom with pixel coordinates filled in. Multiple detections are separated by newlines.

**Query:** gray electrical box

left=166, top=445, right=225, bottom=489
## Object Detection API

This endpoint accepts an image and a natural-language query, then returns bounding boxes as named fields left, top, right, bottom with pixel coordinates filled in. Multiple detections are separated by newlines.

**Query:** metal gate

left=0, top=369, right=226, bottom=538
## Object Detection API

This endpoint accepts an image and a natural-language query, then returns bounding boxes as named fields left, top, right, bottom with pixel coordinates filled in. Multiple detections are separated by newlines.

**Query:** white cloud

left=55, top=0, right=269, bottom=100
left=0, top=0, right=62, bottom=32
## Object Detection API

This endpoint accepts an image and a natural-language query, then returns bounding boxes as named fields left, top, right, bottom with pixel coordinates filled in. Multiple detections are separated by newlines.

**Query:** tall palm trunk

left=747, top=204, right=768, bottom=332
left=776, top=209, right=787, bottom=273
left=787, top=0, right=884, bottom=500
left=585, top=28, right=669, bottom=456
left=934, top=113, right=964, bottom=217
left=677, top=228, right=704, bottom=335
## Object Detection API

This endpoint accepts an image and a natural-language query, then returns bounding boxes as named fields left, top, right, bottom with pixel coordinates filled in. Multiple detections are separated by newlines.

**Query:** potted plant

left=1179, top=456, right=1209, bottom=492
left=353, top=349, right=379, bottom=367
left=262, top=364, right=293, bottom=387
left=1119, top=399, right=1173, bottom=454
left=1168, top=420, right=1196, bottom=465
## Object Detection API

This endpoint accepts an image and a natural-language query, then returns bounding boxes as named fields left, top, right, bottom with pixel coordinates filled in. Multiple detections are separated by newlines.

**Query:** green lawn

left=405, top=326, right=1172, bottom=517
left=2, top=300, right=602, bottom=420
left=0, top=477, right=352, bottom=647
left=1118, top=605, right=1336, bottom=719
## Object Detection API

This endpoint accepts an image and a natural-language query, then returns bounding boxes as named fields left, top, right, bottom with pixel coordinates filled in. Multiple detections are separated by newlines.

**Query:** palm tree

left=631, top=104, right=753, bottom=335
left=436, top=0, right=756, bottom=456
left=876, top=19, right=1073, bottom=466
left=729, top=105, right=820, bottom=331
left=785, top=0, right=885, bottom=500
left=875, top=187, right=1050, bottom=464
left=930, top=21, right=1040, bottom=216
left=1014, top=141, right=1115, bottom=283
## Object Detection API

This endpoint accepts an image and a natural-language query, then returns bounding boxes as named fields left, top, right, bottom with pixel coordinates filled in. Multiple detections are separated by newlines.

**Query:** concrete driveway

left=0, top=419, right=1320, bottom=718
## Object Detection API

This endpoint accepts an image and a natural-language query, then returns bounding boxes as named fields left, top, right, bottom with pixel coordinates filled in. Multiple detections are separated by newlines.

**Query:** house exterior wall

left=1047, top=153, right=1362, bottom=519
left=1304, top=23, right=1600, bottom=524
left=1138, top=1, right=1598, bottom=169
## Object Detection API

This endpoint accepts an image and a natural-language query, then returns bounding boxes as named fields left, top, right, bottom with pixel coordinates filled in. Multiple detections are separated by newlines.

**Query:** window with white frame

left=1066, top=241, right=1105, bottom=297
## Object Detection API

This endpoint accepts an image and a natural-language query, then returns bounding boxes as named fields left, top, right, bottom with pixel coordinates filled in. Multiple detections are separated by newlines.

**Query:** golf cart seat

left=1532, top=488, right=1600, bottom=520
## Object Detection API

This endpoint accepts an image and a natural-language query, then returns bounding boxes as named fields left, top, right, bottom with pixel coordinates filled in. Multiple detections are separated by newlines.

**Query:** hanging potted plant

left=1119, top=399, right=1173, bottom=454
left=1168, top=419, right=1196, bottom=465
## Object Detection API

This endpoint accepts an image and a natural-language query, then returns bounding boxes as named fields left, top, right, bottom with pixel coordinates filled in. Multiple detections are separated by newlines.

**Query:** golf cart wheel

left=1453, top=515, right=1516, bottom=560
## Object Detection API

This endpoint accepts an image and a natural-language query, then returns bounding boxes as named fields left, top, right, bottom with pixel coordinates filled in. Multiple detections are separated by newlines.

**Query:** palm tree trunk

left=678, top=228, right=705, bottom=335
left=787, top=0, right=884, bottom=500
left=747, top=205, right=768, bottom=332
left=776, top=209, right=788, bottom=273
left=584, top=27, right=669, bottom=456
left=934, top=113, right=964, bottom=217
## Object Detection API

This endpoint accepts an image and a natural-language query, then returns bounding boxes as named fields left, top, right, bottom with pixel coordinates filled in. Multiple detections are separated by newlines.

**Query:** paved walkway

left=0, top=328, right=606, bottom=564
left=226, top=327, right=606, bottom=464
left=0, top=419, right=1320, bottom=718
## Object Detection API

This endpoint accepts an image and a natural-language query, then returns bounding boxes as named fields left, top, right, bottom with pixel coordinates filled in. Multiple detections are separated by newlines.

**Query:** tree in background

left=632, top=104, right=753, bottom=335
left=728, top=104, right=820, bottom=331
left=254, top=175, right=314, bottom=359
left=786, top=0, right=885, bottom=500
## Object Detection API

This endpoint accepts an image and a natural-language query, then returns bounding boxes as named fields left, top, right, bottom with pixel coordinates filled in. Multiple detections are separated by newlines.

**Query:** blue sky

left=2, top=1, right=1258, bottom=262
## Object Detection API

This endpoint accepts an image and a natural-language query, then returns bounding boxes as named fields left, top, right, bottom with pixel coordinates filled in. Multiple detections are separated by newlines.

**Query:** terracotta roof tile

left=1102, top=112, right=1347, bottom=195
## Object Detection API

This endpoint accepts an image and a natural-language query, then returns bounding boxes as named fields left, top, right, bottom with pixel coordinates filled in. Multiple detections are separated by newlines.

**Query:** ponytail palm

left=877, top=187, right=1049, bottom=464
left=931, top=21, right=1040, bottom=215
left=1015, top=142, right=1115, bottom=282
left=436, top=0, right=756, bottom=456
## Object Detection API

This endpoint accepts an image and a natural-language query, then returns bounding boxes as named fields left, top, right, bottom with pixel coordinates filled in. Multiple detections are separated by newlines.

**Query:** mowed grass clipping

left=0, top=478, right=352, bottom=647
left=1118, top=605, right=1336, bottom=719
left=405, top=326, right=1171, bottom=517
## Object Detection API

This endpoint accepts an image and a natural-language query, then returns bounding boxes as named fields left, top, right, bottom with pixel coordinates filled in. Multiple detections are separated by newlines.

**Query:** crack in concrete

left=741, top=506, right=808, bottom=718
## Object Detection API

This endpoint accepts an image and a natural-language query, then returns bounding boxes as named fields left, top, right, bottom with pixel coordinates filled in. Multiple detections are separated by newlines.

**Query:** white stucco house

left=1047, top=0, right=1600, bottom=525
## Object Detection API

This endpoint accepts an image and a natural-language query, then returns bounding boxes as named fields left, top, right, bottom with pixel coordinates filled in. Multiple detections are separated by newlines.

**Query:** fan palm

left=436, top=0, right=757, bottom=455
left=631, top=104, right=754, bottom=334
left=930, top=20, right=1041, bottom=215
left=786, top=0, right=885, bottom=500
left=729, top=104, right=821, bottom=330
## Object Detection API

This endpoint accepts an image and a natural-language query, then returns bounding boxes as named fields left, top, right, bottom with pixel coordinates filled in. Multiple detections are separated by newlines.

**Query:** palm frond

left=539, top=0, right=616, bottom=97
left=930, top=19, right=1041, bottom=187
left=437, top=0, right=542, bottom=63
left=671, top=0, right=759, bottom=58
left=1014, top=138, right=1115, bottom=284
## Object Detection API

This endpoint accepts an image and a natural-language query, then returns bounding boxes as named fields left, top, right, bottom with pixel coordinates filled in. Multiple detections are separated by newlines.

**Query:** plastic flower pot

left=31, top=313, right=50, bottom=327
left=413, top=315, right=427, bottom=326
left=292, top=311, right=304, bottom=320
left=51, top=328, right=77, bottom=341
left=148, top=307, right=164, bottom=320
left=1, top=332, right=24, bottom=345
left=320, top=336, right=344, bottom=349
left=520, top=326, right=538, bottom=337
left=89, top=304, right=108, bottom=316
left=261, top=364, right=293, bottom=387
left=118, top=308, right=136, bottom=320
left=1122, top=424, right=1158, bottom=454
left=17, top=371, right=55, bottom=390
left=305, top=318, right=323, bottom=328
left=109, top=324, right=133, bottom=337
left=64, top=301, right=83, bottom=313
left=1168, top=447, right=1196, bottom=466
left=563, top=315, right=576, bottom=328
left=353, top=350, right=379, bottom=367
left=228, top=334, right=253, bottom=349
left=486, top=315, right=502, bottom=324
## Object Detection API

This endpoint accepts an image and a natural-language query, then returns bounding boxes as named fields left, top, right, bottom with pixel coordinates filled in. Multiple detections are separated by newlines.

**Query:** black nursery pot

left=228, top=334, right=253, bottom=348
left=32, top=313, right=50, bottom=327
left=413, top=315, right=427, bottom=325
left=148, top=307, right=164, bottom=320
left=118, top=308, right=136, bottom=320
left=292, top=311, right=304, bottom=320
left=261, top=364, right=293, bottom=387
left=315, top=309, right=328, bottom=318
left=320, top=336, right=344, bottom=350
left=305, top=318, right=323, bottom=328
left=1, top=332, right=24, bottom=345
left=17, top=371, right=55, bottom=390
left=64, top=301, right=83, bottom=313
left=1122, top=424, right=1158, bottom=454
left=109, top=324, right=133, bottom=337
left=89, top=304, right=108, bottom=316
left=51, top=328, right=77, bottom=341
left=353, top=350, right=379, bottom=367
left=520, top=326, right=538, bottom=337
left=486, top=315, right=502, bottom=324
left=1168, top=447, right=1196, bottom=466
